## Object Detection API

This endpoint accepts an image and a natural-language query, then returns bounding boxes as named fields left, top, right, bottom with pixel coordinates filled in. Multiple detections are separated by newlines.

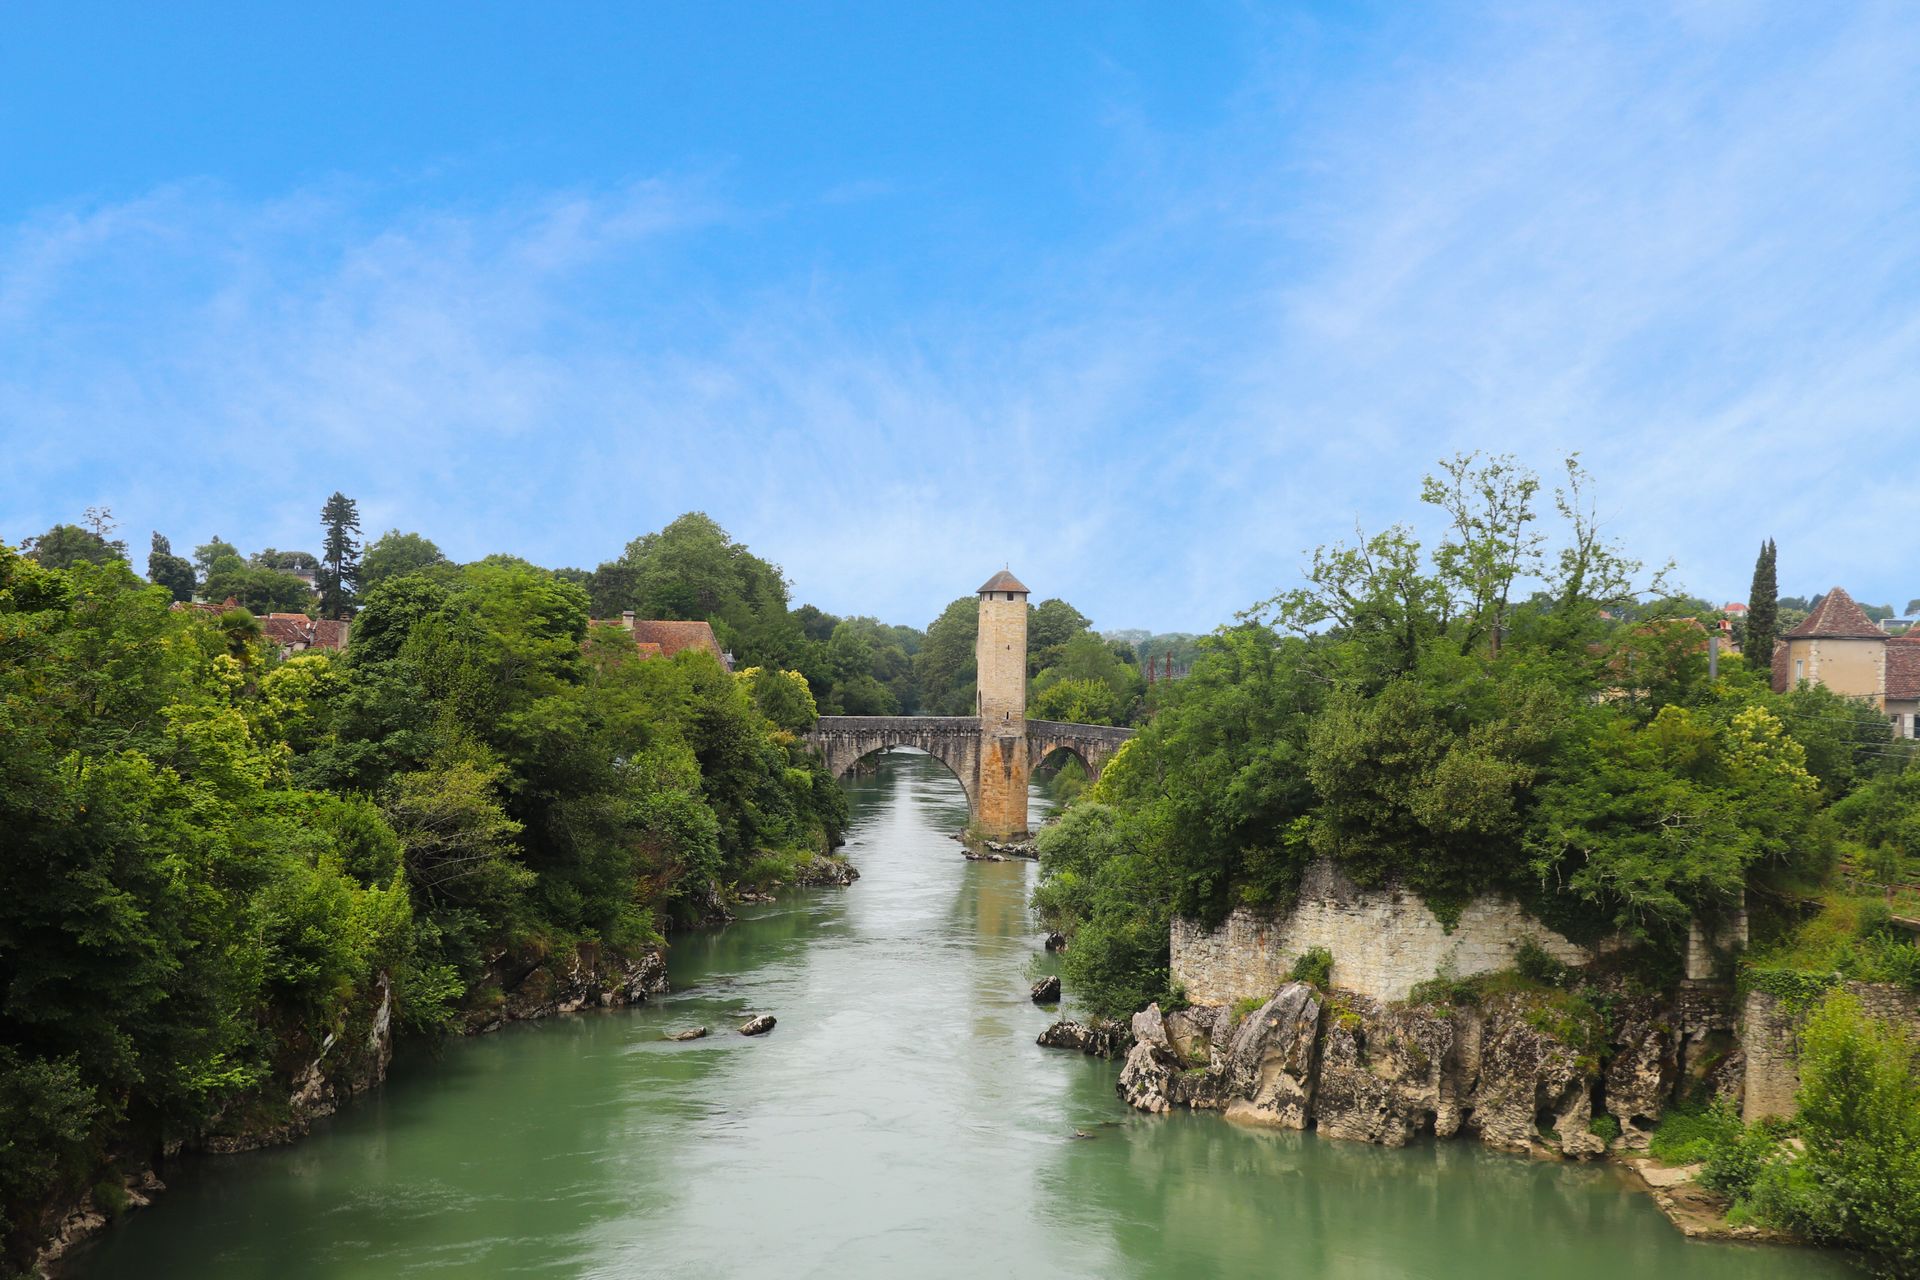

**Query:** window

left=1794, top=658, right=1805, bottom=682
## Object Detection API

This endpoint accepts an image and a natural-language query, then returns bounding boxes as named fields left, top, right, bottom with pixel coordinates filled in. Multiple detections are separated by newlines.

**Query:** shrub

left=1289, top=947, right=1334, bottom=990
left=1752, top=992, right=1920, bottom=1272
left=1513, top=937, right=1572, bottom=987
left=1648, top=1100, right=1744, bottom=1166
left=1588, top=1113, right=1621, bottom=1144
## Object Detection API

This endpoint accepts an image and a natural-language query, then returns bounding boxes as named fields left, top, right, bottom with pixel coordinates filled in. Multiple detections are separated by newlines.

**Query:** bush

left=1513, top=937, right=1572, bottom=987
left=1588, top=1113, right=1621, bottom=1144
left=1752, top=992, right=1920, bottom=1272
left=1648, top=1100, right=1744, bottom=1167
left=1289, top=947, right=1334, bottom=990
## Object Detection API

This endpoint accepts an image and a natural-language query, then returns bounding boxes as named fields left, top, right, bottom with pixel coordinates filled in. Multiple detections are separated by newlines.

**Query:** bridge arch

left=806, top=716, right=983, bottom=811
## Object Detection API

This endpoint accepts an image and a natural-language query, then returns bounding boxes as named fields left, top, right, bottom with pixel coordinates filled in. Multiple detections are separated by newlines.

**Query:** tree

left=317, top=492, right=362, bottom=620
left=360, top=530, right=448, bottom=588
left=202, top=554, right=312, bottom=614
left=914, top=597, right=977, bottom=714
left=192, top=537, right=238, bottom=583
left=22, top=524, right=120, bottom=571
left=1747, top=539, right=1778, bottom=676
left=253, top=549, right=320, bottom=574
left=146, top=533, right=196, bottom=603
left=1028, top=598, right=1092, bottom=674
left=1907, top=598, right=1920, bottom=617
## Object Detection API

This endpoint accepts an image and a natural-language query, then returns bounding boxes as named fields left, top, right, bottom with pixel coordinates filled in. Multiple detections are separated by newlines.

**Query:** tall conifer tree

left=1747, top=538, right=1778, bottom=680
left=317, top=491, right=362, bottom=619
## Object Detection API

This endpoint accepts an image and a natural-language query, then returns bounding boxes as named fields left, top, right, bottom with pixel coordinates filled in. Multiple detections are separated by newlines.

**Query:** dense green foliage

left=0, top=536, right=845, bottom=1272
left=1653, top=994, right=1920, bottom=1274
left=1034, top=454, right=1913, bottom=1019
left=359, top=530, right=450, bottom=588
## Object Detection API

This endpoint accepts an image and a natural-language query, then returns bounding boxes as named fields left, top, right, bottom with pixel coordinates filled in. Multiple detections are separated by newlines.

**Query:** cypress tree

left=317, top=491, right=362, bottom=620
left=1747, top=538, right=1778, bottom=681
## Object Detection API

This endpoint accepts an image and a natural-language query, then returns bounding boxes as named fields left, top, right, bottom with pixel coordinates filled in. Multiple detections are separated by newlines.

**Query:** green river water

left=70, top=752, right=1850, bottom=1279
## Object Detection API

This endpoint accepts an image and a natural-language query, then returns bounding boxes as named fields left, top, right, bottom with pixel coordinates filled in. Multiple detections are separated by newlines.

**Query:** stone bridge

left=803, top=567, right=1133, bottom=837
left=805, top=715, right=1132, bottom=837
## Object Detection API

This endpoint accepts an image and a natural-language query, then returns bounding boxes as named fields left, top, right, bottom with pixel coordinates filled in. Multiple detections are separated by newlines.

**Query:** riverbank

left=34, top=854, right=859, bottom=1277
left=1036, top=977, right=1798, bottom=1249
left=59, top=755, right=1845, bottom=1280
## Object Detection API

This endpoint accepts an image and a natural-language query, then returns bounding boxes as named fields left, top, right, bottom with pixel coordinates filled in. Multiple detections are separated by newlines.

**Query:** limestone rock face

left=478, top=943, right=670, bottom=1030
left=1031, top=976, right=1062, bottom=1004
left=1468, top=1000, right=1605, bottom=1158
left=665, top=1027, right=709, bottom=1041
left=1604, top=1003, right=1676, bottom=1148
left=1312, top=998, right=1460, bottom=1146
left=1219, top=983, right=1323, bottom=1128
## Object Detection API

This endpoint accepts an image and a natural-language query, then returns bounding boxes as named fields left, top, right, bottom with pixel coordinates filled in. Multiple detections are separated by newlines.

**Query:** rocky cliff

left=1111, top=979, right=1737, bottom=1159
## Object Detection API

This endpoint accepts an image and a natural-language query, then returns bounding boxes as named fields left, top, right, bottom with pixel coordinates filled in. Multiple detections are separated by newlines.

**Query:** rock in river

left=1044, top=932, right=1067, bottom=952
left=665, top=1027, right=709, bottom=1042
left=1031, top=976, right=1062, bottom=1004
left=739, top=1015, right=777, bottom=1037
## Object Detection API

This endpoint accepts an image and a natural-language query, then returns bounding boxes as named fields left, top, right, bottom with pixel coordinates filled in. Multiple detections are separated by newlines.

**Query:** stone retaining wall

left=1171, top=859, right=1611, bottom=1003
left=1741, top=982, right=1920, bottom=1122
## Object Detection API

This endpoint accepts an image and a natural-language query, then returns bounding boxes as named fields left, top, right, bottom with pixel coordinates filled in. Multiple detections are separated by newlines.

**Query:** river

left=69, top=751, right=1848, bottom=1279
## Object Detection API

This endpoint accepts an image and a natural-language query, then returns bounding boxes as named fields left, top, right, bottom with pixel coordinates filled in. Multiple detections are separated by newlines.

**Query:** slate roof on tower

left=1784, top=587, right=1888, bottom=640
left=977, top=569, right=1029, bottom=595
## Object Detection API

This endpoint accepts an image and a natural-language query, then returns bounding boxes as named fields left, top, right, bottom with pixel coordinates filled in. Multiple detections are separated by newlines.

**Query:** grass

left=1647, top=1101, right=1743, bottom=1167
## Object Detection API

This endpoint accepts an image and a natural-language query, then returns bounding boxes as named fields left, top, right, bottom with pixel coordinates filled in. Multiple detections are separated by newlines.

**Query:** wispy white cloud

left=4, top=1, right=1920, bottom=629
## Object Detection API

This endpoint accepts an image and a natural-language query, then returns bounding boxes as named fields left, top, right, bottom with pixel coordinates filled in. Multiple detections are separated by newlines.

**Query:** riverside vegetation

left=0, top=523, right=851, bottom=1273
left=1033, top=454, right=1920, bottom=1273
left=0, top=499, right=1181, bottom=1274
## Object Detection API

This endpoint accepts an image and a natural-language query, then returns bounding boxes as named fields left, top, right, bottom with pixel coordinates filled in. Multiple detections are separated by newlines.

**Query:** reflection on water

left=71, top=752, right=1847, bottom=1279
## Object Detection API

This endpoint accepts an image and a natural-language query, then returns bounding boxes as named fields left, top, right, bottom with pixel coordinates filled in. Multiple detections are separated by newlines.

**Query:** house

left=592, top=611, right=732, bottom=670
left=1724, top=602, right=1748, bottom=617
left=1771, top=586, right=1917, bottom=738
left=257, top=613, right=350, bottom=659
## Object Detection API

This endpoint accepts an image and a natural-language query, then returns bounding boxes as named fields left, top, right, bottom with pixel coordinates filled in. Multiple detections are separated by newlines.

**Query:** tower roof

left=1784, top=587, right=1888, bottom=640
left=977, top=569, right=1029, bottom=595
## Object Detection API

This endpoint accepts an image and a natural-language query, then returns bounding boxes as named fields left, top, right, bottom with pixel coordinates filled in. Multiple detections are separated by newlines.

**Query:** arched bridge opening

left=804, top=715, right=1133, bottom=837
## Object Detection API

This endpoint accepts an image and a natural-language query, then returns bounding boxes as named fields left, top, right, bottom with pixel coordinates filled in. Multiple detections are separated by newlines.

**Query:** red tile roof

left=1771, top=640, right=1790, bottom=693
left=310, top=619, right=349, bottom=651
left=1785, top=586, right=1887, bottom=640
left=977, top=569, right=1029, bottom=594
left=625, top=619, right=724, bottom=661
left=1888, top=644, right=1920, bottom=702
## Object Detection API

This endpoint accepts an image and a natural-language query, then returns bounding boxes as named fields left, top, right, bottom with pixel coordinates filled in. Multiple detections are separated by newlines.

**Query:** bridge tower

left=974, top=568, right=1030, bottom=837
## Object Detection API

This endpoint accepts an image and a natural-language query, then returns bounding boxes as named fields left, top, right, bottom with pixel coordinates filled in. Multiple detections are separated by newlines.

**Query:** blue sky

left=4, top=2, right=1919, bottom=631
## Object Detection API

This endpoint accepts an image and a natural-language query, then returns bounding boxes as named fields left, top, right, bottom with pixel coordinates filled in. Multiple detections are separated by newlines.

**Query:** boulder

left=1031, top=976, right=1062, bottom=1004
left=795, top=856, right=861, bottom=887
left=1117, top=1003, right=1229, bottom=1114
left=1044, top=932, right=1068, bottom=952
left=739, top=1014, right=777, bottom=1036
left=1036, top=1018, right=1128, bottom=1058
left=665, top=1027, right=709, bottom=1042
left=1220, top=983, right=1323, bottom=1128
